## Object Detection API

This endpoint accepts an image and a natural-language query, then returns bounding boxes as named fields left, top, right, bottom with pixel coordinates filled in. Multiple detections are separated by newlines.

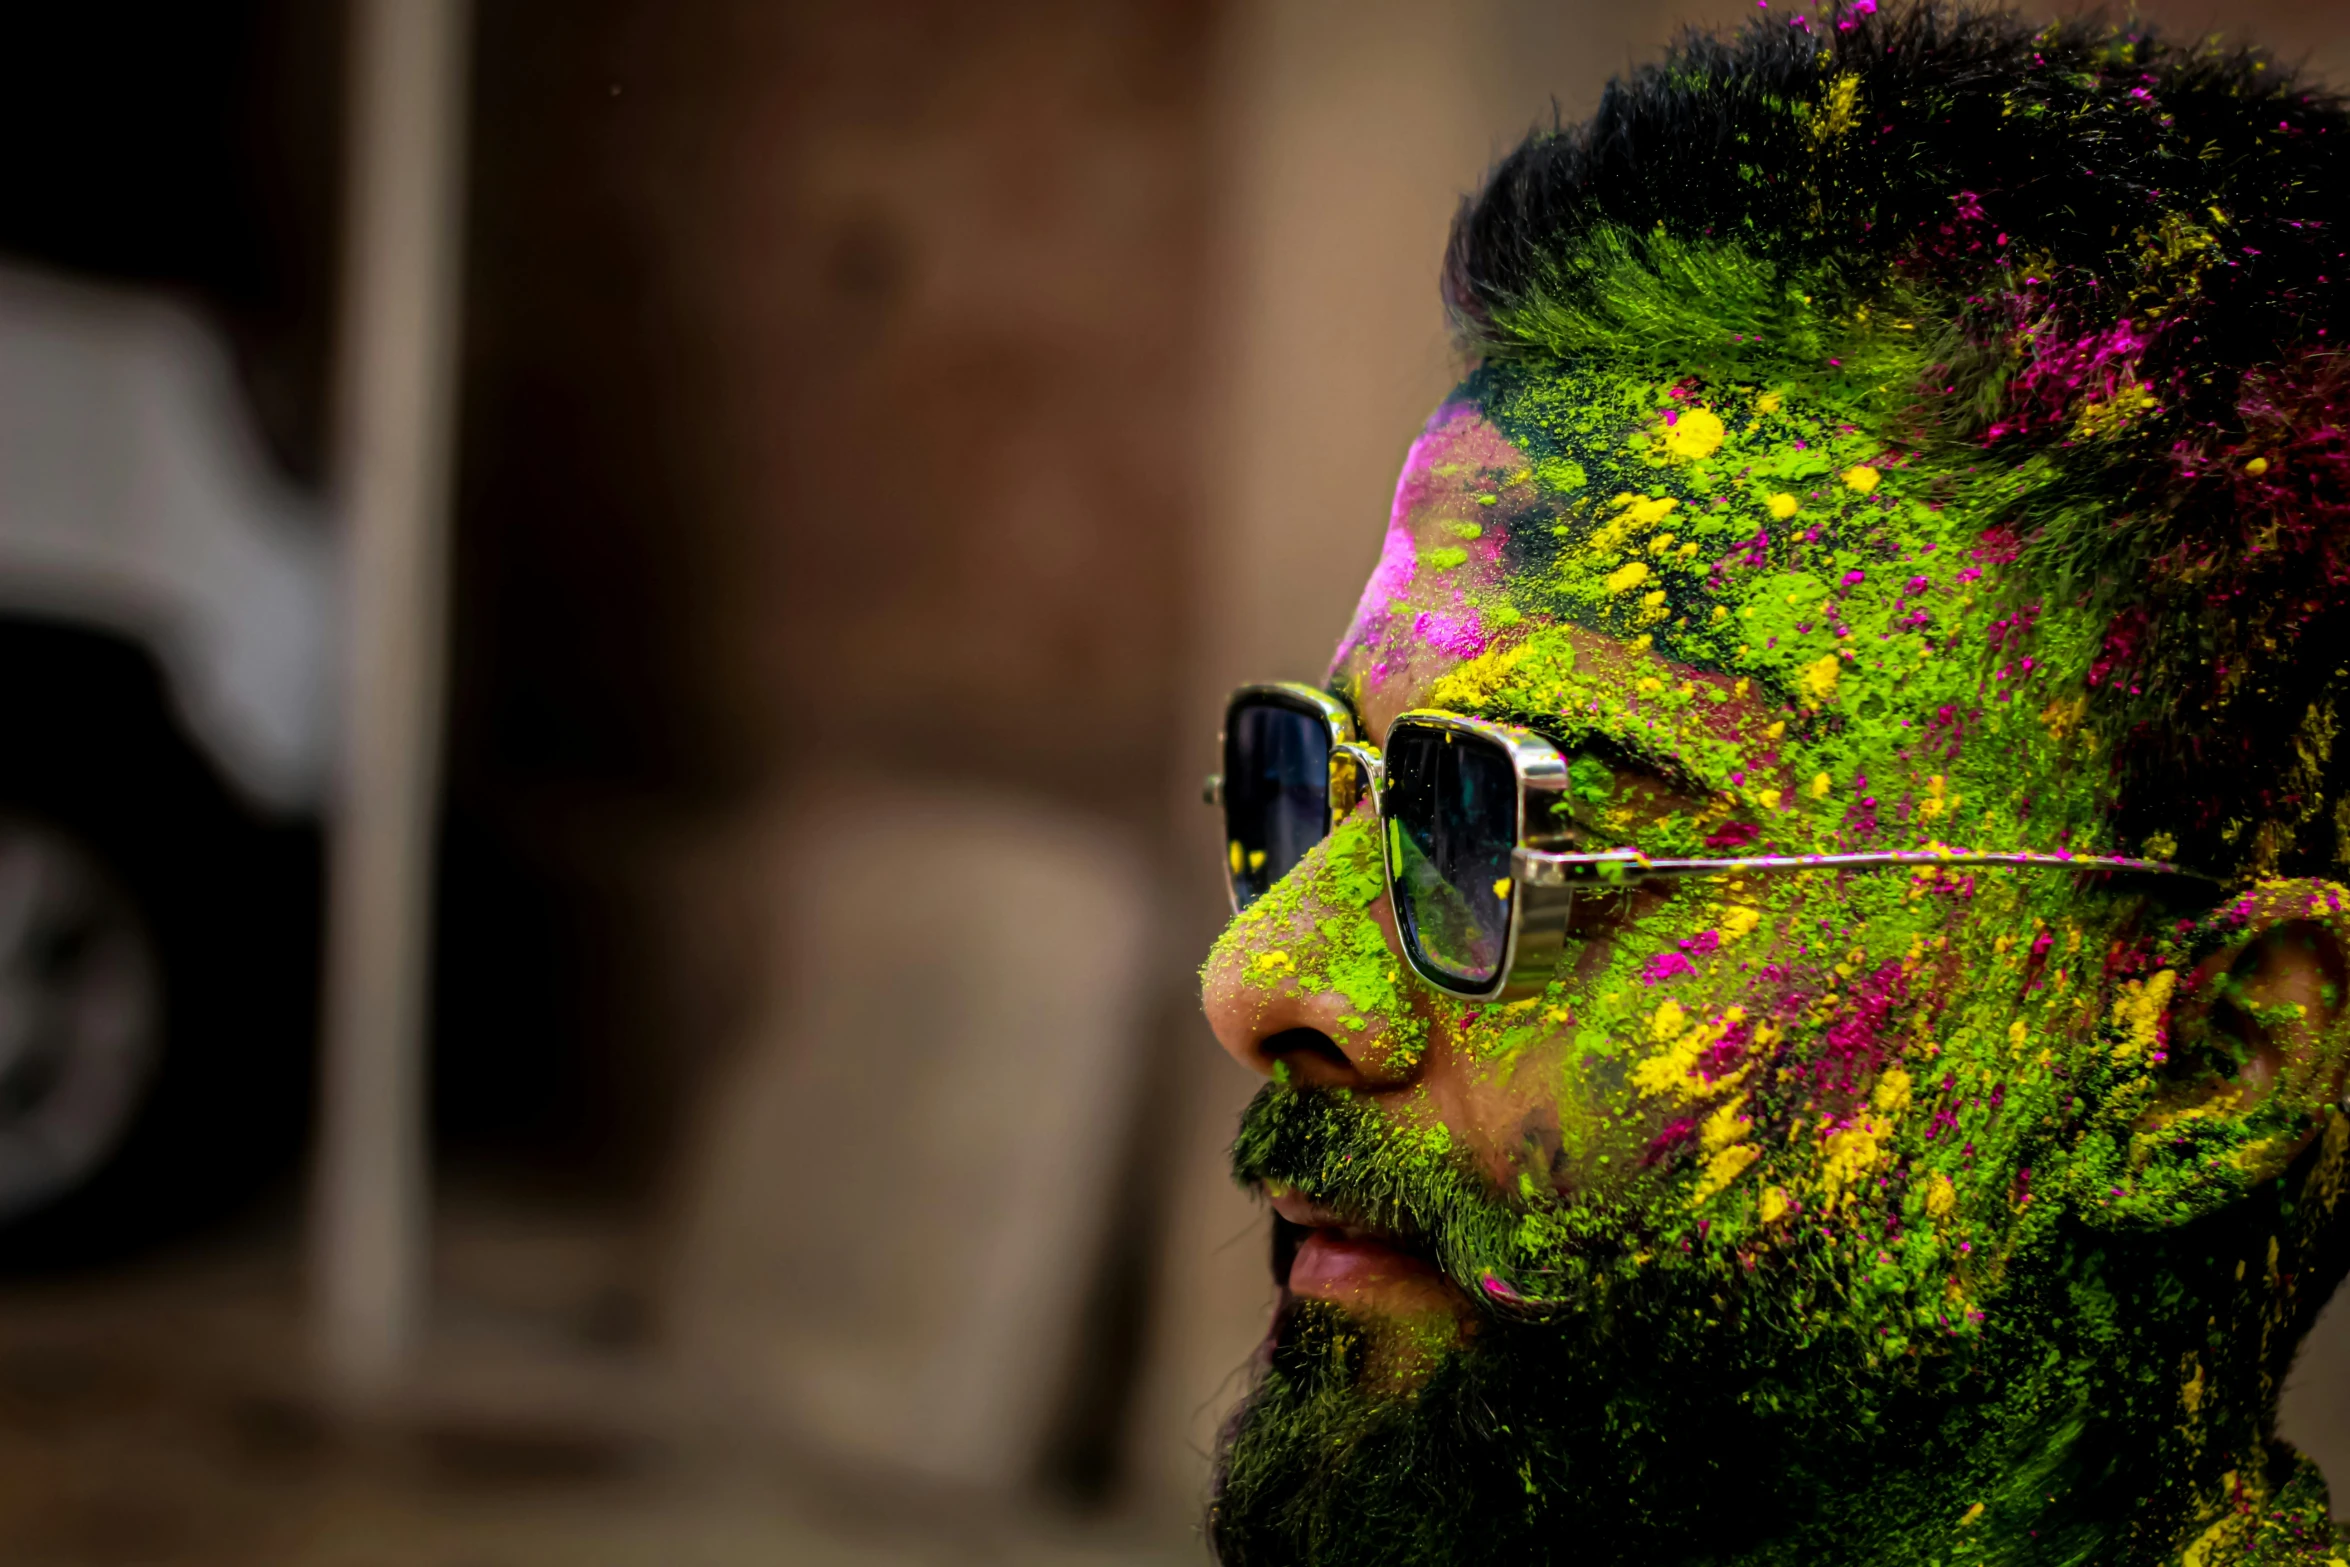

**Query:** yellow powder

left=2072, top=382, right=2159, bottom=440
left=1631, top=1005, right=1744, bottom=1100
left=1700, top=1097, right=1749, bottom=1156
left=1690, top=1142, right=1762, bottom=1206
left=2109, top=969, right=2176, bottom=1062
left=1820, top=1114, right=1889, bottom=1208
left=1662, top=407, right=1726, bottom=461
left=1811, top=72, right=1863, bottom=147
left=1605, top=560, right=1653, bottom=595
left=1798, top=654, right=1842, bottom=706
left=1924, top=1172, right=1956, bottom=1219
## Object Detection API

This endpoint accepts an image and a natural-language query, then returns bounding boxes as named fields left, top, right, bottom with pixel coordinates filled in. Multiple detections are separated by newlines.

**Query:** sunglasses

left=1206, top=681, right=2217, bottom=1003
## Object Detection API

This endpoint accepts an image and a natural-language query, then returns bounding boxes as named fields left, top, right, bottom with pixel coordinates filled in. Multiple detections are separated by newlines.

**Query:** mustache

left=1231, top=1083, right=1460, bottom=1234
left=1230, top=1084, right=1580, bottom=1312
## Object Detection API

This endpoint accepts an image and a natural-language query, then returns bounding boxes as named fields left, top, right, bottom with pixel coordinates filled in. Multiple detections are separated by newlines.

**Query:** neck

left=1670, top=1220, right=2335, bottom=1567
left=1720, top=1360, right=2307, bottom=1566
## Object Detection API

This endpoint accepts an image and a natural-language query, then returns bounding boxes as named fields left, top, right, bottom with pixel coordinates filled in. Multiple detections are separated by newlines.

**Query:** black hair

left=1443, top=4, right=2350, bottom=881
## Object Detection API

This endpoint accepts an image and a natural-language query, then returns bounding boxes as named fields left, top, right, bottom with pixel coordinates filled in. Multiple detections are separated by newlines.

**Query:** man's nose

left=1199, top=814, right=1422, bottom=1092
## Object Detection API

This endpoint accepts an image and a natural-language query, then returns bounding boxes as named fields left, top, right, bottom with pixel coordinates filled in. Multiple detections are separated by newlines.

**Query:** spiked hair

left=1445, top=4, right=2350, bottom=880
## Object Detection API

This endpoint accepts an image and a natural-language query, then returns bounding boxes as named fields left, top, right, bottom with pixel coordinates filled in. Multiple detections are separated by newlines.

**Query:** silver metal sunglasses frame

left=1209, top=681, right=2218, bottom=1004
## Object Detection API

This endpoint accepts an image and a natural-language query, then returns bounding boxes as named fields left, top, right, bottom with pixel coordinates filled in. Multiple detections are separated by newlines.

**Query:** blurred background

left=0, top=2, right=2346, bottom=1563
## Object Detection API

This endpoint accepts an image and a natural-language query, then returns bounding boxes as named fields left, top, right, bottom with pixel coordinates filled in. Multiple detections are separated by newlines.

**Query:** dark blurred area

left=0, top=2, right=344, bottom=481
left=0, top=1, right=1224, bottom=1558
left=0, top=2, right=2345, bottom=1563
left=441, top=0, right=1209, bottom=1186
left=0, top=3, right=335, bottom=1268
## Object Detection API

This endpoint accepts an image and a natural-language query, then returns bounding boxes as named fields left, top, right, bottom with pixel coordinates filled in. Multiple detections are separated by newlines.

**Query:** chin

left=1210, top=1295, right=1787, bottom=1567
left=1214, top=1299, right=1482, bottom=1567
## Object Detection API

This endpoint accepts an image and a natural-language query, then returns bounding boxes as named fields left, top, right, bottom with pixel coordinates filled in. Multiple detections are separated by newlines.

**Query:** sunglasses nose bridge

left=1329, top=741, right=1385, bottom=818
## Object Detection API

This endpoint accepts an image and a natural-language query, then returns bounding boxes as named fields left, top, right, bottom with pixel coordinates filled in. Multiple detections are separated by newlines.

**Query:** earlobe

left=2087, top=881, right=2350, bottom=1228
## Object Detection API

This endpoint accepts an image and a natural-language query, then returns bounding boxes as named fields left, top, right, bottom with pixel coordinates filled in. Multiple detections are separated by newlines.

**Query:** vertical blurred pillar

left=313, top=0, right=472, bottom=1404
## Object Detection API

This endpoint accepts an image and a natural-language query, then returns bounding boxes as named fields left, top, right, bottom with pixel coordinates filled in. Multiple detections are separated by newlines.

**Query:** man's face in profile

left=1195, top=364, right=2350, bottom=1565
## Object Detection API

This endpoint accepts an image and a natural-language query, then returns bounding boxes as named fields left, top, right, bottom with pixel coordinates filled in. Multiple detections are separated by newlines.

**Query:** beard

left=1206, top=1084, right=1840, bottom=1567
left=1208, top=1294, right=1794, bottom=1567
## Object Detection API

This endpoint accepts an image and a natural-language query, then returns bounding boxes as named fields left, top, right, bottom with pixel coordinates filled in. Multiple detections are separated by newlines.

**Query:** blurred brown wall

left=442, top=0, right=1219, bottom=1178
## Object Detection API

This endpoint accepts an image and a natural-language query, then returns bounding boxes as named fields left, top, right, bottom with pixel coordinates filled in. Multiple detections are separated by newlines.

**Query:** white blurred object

left=0, top=263, right=334, bottom=813
left=668, top=780, right=1157, bottom=1492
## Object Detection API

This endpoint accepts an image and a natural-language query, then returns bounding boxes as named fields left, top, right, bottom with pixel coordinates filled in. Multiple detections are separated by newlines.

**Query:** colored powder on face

left=1641, top=951, right=1698, bottom=985
left=1412, top=610, right=1488, bottom=659
left=1340, top=520, right=1419, bottom=660
left=1222, top=344, right=2350, bottom=1562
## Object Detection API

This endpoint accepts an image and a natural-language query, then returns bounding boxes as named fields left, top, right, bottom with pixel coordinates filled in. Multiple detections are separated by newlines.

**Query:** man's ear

left=2094, top=880, right=2350, bottom=1228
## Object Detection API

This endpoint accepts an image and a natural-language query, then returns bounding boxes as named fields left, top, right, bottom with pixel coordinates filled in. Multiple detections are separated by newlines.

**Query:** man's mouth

left=1268, top=1189, right=1469, bottom=1319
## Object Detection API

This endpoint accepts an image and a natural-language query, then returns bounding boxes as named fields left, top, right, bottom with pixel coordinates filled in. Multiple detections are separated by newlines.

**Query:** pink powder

left=1336, top=401, right=1492, bottom=659
left=1337, top=520, right=1418, bottom=660
left=1642, top=951, right=1698, bottom=985
left=1412, top=610, right=1488, bottom=660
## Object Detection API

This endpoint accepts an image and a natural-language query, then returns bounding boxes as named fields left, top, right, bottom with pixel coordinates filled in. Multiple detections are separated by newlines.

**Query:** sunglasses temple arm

left=1512, top=847, right=2219, bottom=887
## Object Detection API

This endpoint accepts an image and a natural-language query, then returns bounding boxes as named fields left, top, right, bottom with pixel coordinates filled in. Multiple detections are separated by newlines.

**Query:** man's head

left=1201, top=8, right=2350, bottom=1564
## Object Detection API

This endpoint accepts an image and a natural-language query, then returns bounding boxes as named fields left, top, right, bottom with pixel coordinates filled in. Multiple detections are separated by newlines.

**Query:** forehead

left=1330, top=397, right=1524, bottom=723
left=1320, top=364, right=2131, bottom=867
left=1331, top=396, right=1773, bottom=783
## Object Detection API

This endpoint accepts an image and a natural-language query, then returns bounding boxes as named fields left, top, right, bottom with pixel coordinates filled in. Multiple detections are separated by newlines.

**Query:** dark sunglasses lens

left=1224, top=699, right=1333, bottom=909
left=1383, top=725, right=1516, bottom=990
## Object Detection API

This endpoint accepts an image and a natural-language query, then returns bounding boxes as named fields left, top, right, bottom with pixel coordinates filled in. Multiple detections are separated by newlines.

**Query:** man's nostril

left=1261, top=1027, right=1351, bottom=1071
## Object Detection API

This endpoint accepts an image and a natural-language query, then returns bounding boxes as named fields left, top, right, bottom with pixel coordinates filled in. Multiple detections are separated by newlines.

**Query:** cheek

left=1449, top=883, right=1818, bottom=1195
left=1447, top=962, right=1776, bottom=1188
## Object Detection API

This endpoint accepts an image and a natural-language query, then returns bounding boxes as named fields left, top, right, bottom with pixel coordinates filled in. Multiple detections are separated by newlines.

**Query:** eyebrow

left=1323, top=679, right=1725, bottom=799
left=1524, top=722, right=1713, bottom=798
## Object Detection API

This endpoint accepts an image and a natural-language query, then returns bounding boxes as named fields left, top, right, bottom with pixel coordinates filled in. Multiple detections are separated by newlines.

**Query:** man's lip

left=1288, top=1228, right=1454, bottom=1306
left=1265, top=1187, right=1463, bottom=1312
